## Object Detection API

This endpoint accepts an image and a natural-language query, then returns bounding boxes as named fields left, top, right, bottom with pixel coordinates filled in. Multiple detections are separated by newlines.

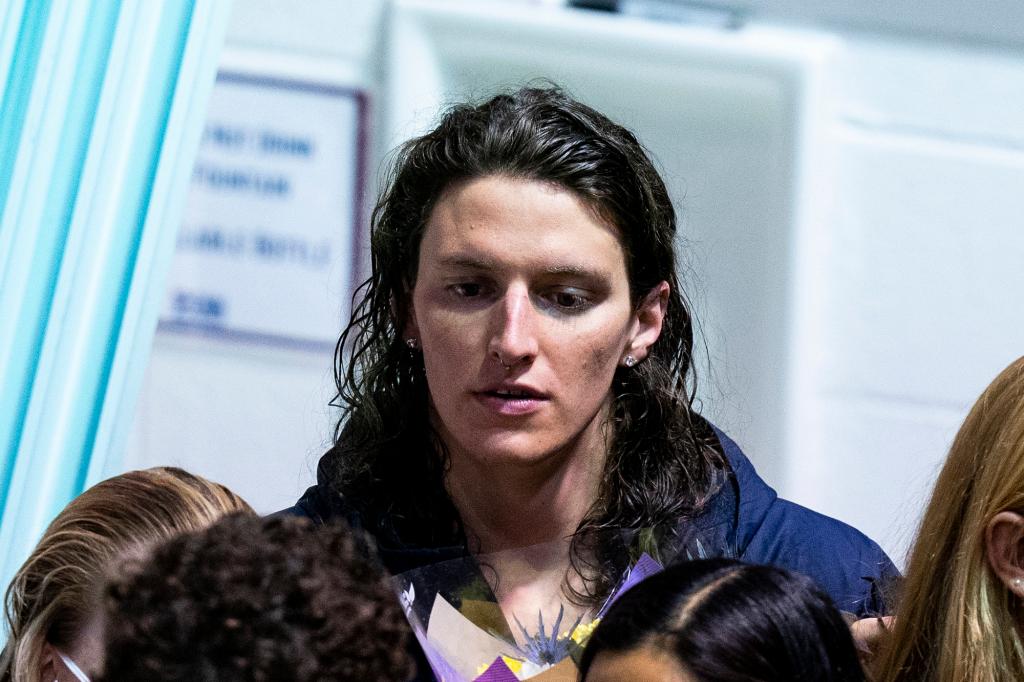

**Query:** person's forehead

left=436, top=173, right=584, bottom=207
left=420, top=176, right=627, bottom=274
left=586, top=646, right=694, bottom=682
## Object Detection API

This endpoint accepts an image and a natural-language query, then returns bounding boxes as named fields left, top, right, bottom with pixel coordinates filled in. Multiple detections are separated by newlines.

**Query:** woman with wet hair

left=579, top=558, right=866, bottom=682
left=0, top=467, right=252, bottom=682
left=284, top=85, right=895, bottom=639
left=873, top=356, right=1024, bottom=681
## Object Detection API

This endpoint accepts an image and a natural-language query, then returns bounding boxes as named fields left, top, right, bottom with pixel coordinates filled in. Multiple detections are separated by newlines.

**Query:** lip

left=473, top=382, right=550, bottom=416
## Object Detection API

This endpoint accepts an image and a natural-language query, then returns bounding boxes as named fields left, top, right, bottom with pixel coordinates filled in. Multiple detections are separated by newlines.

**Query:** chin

left=463, top=432, right=560, bottom=467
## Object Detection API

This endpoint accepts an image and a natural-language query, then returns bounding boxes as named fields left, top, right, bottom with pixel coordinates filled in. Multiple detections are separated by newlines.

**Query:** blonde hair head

left=874, top=356, right=1024, bottom=682
left=0, top=467, right=253, bottom=682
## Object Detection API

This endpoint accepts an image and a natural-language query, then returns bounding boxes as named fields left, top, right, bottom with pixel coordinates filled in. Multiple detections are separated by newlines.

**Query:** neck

left=444, top=420, right=608, bottom=557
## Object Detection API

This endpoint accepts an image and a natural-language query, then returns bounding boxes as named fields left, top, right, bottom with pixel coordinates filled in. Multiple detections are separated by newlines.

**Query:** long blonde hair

left=874, top=356, right=1024, bottom=682
left=0, top=467, right=252, bottom=682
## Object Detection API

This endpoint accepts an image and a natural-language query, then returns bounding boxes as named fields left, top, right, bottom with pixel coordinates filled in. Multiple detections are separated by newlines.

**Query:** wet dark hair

left=321, top=85, right=724, bottom=602
left=579, top=559, right=866, bottom=681
left=99, top=514, right=414, bottom=682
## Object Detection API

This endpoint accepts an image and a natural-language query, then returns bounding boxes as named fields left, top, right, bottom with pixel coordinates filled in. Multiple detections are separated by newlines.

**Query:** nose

left=488, top=284, right=538, bottom=371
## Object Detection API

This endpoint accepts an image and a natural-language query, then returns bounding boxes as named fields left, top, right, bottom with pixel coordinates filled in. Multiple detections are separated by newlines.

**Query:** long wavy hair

left=872, top=355, right=1024, bottom=682
left=0, top=467, right=253, bottom=682
left=319, top=86, right=724, bottom=601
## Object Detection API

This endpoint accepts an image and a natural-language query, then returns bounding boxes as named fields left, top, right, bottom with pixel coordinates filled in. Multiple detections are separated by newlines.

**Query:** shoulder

left=274, top=446, right=376, bottom=529
left=273, top=484, right=361, bottom=529
left=712, top=427, right=899, bottom=616
left=276, top=483, right=470, bottom=577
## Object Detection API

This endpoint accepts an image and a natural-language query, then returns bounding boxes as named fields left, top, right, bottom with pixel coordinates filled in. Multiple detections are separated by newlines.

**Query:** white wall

left=125, top=0, right=1024, bottom=565
left=796, top=38, right=1024, bottom=564
left=126, top=334, right=336, bottom=514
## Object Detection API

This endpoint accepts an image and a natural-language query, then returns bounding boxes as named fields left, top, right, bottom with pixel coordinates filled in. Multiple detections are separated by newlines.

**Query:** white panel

left=125, top=334, right=329, bottom=514
left=781, top=36, right=1024, bottom=556
left=835, top=39, right=1024, bottom=146
left=694, top=0, right=1024, bottom=48
left=811, top=397, right=967, bottom=570
left=226, top=0, right=386, bottom=65
left=821, top=127, right=1024, bottom=407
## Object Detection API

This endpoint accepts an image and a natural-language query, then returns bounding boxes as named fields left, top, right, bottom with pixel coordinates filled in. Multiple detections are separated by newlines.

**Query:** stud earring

left=1014, top=577, right=1024, bottom=590
left=405, top=338, right=418, bottom=350
left=623, top=355, right=637, bottom=368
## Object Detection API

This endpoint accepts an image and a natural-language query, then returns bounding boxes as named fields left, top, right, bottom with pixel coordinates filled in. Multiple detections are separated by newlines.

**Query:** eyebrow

left=436, top=255, right=498, bottom=271
left=435, top=255, right=606, bottom=279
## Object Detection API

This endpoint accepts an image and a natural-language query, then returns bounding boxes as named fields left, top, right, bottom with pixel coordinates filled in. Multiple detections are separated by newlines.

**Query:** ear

left=393, top=285, right=419, bottom=345
left=40, top=641, right=58, bottom=681
left=402, top=297, right=420, bottom=345
left=986, top=511, right=1024, bottom=596
left=624, top=281, right=670, bottom=365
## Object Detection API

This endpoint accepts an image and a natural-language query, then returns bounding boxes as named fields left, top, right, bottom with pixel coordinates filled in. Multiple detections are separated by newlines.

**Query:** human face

left=408, top=175, right=666, bottom=471
left=585, top=646, right=695, bottom=682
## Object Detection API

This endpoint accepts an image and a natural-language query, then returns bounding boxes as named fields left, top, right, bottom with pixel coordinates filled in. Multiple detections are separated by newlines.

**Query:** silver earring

left=624, top=354, right=637, bottom=368
left=405, top=338, right=418, bottom=350
left=1014, top=578, right=1024, bottom=589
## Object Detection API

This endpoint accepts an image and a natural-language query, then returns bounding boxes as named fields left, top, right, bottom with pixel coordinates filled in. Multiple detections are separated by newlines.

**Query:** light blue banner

left=0, top=0, right=233, bottom=590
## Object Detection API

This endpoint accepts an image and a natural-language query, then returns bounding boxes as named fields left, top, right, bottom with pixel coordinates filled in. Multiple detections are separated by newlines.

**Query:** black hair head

left=579, top=559, right=866, bottom=681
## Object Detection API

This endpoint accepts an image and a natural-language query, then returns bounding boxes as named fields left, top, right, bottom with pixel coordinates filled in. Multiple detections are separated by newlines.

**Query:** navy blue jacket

left=283, top=428, right=898, bottom=617
left=713, top=428, right=897, bottom=615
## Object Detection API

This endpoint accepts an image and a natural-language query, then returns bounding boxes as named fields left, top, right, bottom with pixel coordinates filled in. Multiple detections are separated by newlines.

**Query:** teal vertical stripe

left=0, top=0, right=51, bottom=218
left=0, top=0, right=118, bottom=518
left=84, top=0, right=235, bottom=485
left=74, top=0, right=195, bottom=493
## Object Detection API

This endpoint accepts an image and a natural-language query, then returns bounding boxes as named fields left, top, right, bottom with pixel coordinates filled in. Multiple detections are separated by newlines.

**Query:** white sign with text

left=160, top=72, right=364, bottom=350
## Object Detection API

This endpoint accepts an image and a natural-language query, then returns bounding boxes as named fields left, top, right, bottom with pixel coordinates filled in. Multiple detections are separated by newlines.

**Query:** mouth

left=481, top=387, right=546, bottom=400
left=473, top=385, right=549, bottom=415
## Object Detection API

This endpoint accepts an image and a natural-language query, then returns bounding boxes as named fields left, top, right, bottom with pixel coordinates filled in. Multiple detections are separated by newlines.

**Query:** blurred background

left=4, top=0, right=1024, bottom=579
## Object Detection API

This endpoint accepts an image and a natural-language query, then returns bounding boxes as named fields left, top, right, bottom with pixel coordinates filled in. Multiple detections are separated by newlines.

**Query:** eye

left=450, top=282, right=483, bottom=298
left=548, top=289, right=591, bottom=311
left=441, top=278, right=496, bottom=307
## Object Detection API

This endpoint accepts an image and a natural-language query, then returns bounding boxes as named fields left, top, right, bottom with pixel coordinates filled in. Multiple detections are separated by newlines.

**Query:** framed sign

left=159, top=70, right=367, bottom=351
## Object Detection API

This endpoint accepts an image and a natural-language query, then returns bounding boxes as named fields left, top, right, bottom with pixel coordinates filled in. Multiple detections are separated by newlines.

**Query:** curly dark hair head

left=579, top=559, right=866, bottom=681
left=321, top=84, right=724, bottom=601
left=98, top=514, right=413, bottom=682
